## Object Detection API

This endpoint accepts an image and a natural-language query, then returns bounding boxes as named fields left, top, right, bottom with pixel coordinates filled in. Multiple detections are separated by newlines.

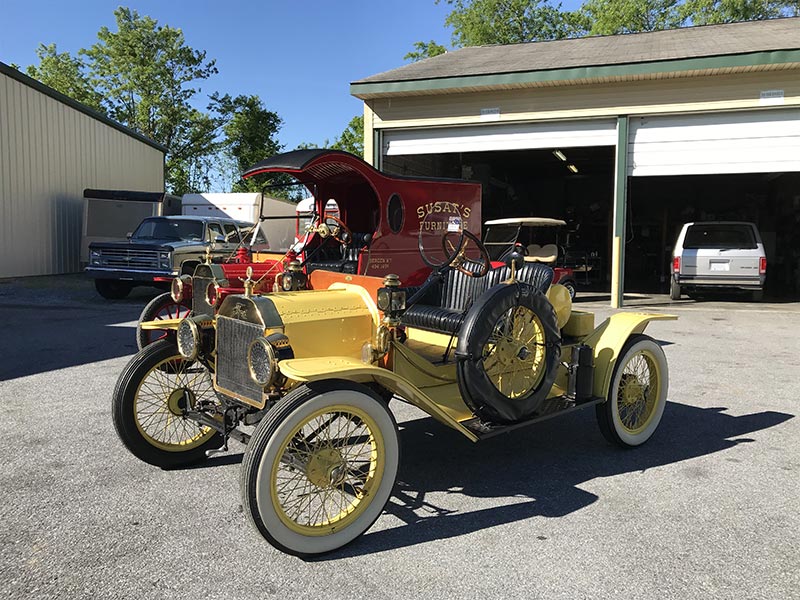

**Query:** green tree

left=26, top=44, right=103, bottom=110
left=442, top=0, right=584, bottom=46
left=580, top=0, right=683, bottom=34
left=78, top=7, right=220, bottom=193
left=329, top=115, right=365, bottom=157
left=680, top=0, right=799, bottom=24
left=405, top=40, right=448, bottom=62
left=213, top=93, right=284, bottom=192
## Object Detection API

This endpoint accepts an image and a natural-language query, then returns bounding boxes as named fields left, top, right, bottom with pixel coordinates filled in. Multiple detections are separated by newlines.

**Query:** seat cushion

left=401, top=305, right=466, bottom=334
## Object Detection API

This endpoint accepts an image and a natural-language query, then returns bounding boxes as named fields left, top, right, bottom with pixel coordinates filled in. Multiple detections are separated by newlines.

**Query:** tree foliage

left=329, top=115, right=365, bottom=157
left=405, top=40, right=448, bottom=62
left=26, top=44, right=103, bottom=110
left=25, top=7, right=283, bottom=194
left=443, top=0, right=581, bottom=45
left=580, top=0, right=683, bottom=35
left=213, top=94, right=284, bottom=192
left=409, top=0, right=798, bottom=54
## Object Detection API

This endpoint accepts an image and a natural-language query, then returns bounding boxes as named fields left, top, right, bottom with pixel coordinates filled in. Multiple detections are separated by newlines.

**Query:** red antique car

left=137, top=149, right=482, bottom=347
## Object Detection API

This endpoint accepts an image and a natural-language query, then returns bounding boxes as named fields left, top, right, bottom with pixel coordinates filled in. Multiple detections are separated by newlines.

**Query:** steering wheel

left=324, top=215, right=352, bottom=245
left=441, top=230, right=491, bottom=278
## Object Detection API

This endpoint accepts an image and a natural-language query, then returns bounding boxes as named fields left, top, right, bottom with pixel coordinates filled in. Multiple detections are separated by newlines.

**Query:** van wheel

left=669, top=280, right=681, bottom=300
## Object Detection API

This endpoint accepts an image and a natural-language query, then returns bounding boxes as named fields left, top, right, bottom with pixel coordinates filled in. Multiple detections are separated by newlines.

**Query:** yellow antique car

left=112, top=228, right=674, bottom=557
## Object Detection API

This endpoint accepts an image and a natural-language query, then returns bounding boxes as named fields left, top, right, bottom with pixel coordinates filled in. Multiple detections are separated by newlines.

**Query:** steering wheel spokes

left=442, top=230, right=491, bottom=278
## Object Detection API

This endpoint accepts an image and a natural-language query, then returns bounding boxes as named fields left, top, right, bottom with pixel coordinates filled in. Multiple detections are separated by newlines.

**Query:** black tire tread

left=112, top=340, right=221, bottom=468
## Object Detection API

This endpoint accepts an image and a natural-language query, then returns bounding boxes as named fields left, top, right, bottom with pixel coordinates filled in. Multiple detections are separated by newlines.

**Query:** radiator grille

left=191, top=275, right=214, bottom=315
left=215, top=316, right=265, bottom=404
left=95, top=248, right=160, bottom=269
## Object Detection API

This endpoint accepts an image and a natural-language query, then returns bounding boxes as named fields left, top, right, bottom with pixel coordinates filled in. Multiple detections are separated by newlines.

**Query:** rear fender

left=278, top=356, right=479, bottom=442
left=582, top=312, right=676, bottom=399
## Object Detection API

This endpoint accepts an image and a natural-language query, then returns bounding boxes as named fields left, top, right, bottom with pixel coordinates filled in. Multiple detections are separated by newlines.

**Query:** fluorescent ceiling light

left=567, top=164, right=579, bottom=173
left=553, top=149, right=567, bottom=161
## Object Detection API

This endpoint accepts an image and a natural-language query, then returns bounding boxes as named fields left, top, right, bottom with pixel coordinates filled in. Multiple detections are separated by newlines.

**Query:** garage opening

left=627, top=172, right=800, bottom=298
left=383, top=146, right=615, bottom=292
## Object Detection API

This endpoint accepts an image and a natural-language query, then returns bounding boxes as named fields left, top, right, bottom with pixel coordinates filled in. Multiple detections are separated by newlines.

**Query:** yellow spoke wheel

left=596, top=334, right=669, bottom=448
left=112, top=340, right=222, bottom=468
left=241, top=382, right=399, bottom=557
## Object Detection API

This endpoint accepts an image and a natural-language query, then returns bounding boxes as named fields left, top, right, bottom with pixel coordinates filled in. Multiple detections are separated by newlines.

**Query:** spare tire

left=455, top=282, right=561, bottom=424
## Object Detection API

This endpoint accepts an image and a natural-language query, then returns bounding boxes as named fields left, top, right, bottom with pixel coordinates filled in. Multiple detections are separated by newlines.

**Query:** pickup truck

left=86, top=215, right=259, bottom=299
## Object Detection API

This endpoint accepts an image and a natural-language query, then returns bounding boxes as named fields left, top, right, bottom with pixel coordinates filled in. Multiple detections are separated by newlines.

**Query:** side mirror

left=126, top=232, right=133, bottom=239
left=215, top=235, right=226, bottom=244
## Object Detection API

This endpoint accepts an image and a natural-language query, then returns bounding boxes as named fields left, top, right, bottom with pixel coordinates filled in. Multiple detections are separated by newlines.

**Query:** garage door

left=628, top=109, right=800, bottom=176
left=383, top=120, right=617, bottom=156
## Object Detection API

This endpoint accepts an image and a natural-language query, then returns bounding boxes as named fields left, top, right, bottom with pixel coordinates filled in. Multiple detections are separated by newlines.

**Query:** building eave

left=351, top=50, right=800, bottom=100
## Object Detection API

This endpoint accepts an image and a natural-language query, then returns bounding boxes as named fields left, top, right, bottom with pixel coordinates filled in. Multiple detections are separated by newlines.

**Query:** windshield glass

left=132, top=218, right=205, bottom=241
left=684, top=224, right=757, bottom=249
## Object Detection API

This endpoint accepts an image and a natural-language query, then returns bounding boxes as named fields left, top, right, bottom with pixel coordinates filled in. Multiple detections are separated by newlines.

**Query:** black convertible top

left=242, top=149, right=375, bottom=179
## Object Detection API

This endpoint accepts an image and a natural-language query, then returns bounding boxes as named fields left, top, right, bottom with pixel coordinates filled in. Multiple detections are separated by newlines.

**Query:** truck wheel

left=241, top=380, right=399, bottom=557
left=112, top=340, right=222, bottom=468
left=456, top=282, right=561, bottom=424
left=596, top=334, right=668, bottom=448
left=669, top=280, right=681, bottom=300
left=95, top=279, right=132, bottom=299
left=136, top=292, right=191, bottom=350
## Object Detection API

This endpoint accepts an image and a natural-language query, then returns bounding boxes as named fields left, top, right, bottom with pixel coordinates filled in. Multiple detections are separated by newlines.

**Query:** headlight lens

left=377, top=289, right=390, bottom=311
left=171, top=275, right=191, bottom=302
left=281, top=273, right=293, bottom=291
left=89, top=249, right=102, bottom=265
left=176, top=319, right=199, bottom=360
left=159, top=251, right=172, bottom=270
left=205, top=281, right=220, bottom=306
left=248, top=338, right=277, bottom=387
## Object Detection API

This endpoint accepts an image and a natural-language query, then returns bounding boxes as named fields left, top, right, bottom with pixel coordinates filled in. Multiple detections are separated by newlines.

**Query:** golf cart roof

left=484, top=217, right=567, bottom=227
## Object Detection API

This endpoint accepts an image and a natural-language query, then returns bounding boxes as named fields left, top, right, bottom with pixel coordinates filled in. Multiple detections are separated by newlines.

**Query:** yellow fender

left=278, top=356, right=479, bottom=442
left=582, top=312, right=677, bottom=399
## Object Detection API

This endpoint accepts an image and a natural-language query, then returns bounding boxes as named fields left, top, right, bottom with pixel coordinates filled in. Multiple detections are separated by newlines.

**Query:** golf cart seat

left=402, top=262, right=554, bottom=335
left=526, top=243, right=558, bottom=264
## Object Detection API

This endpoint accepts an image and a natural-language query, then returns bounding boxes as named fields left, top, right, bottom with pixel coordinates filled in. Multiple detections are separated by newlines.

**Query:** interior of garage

left=384, top=150, right=800, bottom=300
left=383, top=146, right=615, bottom=292
left=628, top=172, right=800, bottom=298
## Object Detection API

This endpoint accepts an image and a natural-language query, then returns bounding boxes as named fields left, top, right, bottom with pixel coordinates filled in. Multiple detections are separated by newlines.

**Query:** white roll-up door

left=628, top=109, right=800, bottom=176
left=383, top=120, right=617, bottom=156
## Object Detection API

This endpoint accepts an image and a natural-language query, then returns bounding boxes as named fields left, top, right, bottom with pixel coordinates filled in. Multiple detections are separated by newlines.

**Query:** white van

left=671, top=221, right=766, bottom=301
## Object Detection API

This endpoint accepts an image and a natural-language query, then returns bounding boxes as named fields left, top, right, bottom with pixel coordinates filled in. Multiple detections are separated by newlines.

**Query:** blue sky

left=1, top=0, right=580, bottom=151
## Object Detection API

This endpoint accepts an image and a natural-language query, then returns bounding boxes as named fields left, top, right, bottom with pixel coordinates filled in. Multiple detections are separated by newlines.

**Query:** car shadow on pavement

left=314, top=400, right=792, bottom=560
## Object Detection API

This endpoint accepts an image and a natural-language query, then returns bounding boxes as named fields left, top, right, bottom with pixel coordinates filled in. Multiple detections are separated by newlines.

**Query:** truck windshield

left=683, top=224, right=757, bottom=249
left=132, top=219, right=205, bottom=241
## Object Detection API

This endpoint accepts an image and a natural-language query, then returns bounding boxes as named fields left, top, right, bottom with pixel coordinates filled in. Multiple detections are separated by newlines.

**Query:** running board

left=461, top=396, right=603, bottom=439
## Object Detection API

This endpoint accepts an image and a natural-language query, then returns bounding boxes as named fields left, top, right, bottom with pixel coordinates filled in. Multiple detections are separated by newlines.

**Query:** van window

left=683, top=224, right=756, bottom=250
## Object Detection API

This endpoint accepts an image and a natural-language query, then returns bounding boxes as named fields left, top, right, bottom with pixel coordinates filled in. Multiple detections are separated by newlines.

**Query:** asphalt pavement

left=1, top=275, right=798, bottom=600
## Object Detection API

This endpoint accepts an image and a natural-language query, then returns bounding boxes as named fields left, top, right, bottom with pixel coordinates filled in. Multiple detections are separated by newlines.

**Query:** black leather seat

left=307, top=232, right=372, bottom=274
left=402, top=262, right=554, bottom=334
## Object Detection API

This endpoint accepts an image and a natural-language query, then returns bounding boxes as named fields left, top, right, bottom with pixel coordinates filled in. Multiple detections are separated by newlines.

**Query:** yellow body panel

left=278, top=355, right=480, bottom=442
left=267, top=289, right=375, bottom=360
left=582, top=312, right=677, bottom=399
left=563, top=311, right=595, bottom=337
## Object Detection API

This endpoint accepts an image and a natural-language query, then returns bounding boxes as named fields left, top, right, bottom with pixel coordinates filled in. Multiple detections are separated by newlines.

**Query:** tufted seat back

left=402, top=261, right=554, bottom=334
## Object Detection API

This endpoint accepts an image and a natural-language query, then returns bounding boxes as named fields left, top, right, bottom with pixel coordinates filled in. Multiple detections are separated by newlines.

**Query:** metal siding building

left=0, top=63, right=165, bottom=278
left=352, top=18, right=800, bottom=305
